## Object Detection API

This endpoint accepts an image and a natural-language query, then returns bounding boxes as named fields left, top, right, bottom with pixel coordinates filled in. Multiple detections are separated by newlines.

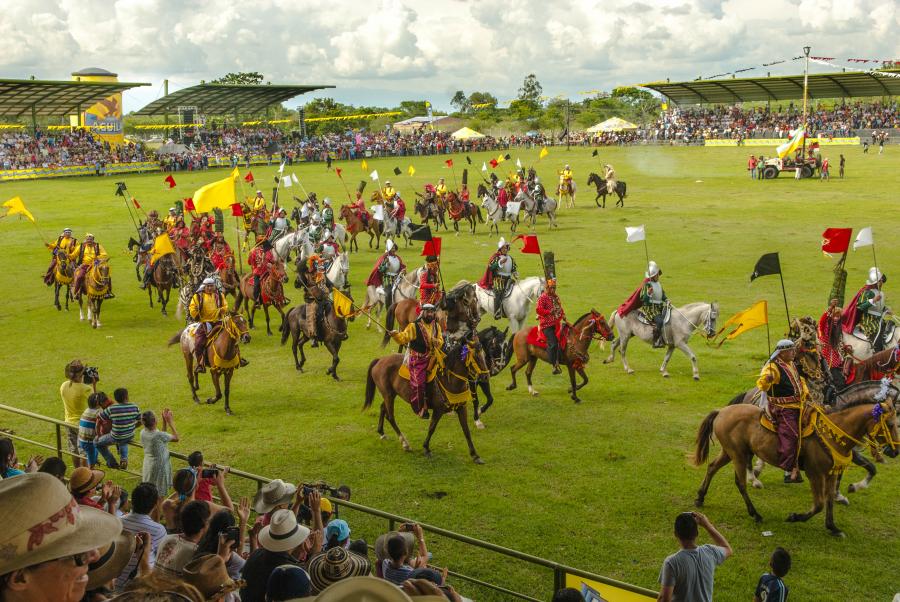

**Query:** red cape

left=617, top=278, right=649, bottom=317
left=365, top=254, right=405, bottom=287
left=478, top=251, right=503, bottom=289
left=841, top=284, right=875, bottom=333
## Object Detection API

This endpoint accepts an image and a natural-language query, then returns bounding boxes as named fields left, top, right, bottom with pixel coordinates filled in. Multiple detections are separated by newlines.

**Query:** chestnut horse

left=381, top=282, right=481, bottom=349
left=280, top=301, right=349, bottom=380
left=363, top=331, right=489, bottom=463
left=147, top=255, right=177, bottom=316
left=507, top=310, right=614, bottom=403
left=340, top=205, right=382, bottom=252
left=216, top=256, right=242, bottom=304
left=75, top=260, right=111, bottom=329
left=168, top=312, right=251, bottom=415
left=235, top=259, right=289, bottom=335
left=52, top=252, right=75, bottom=311
left=445, top=191, right=482, bottom=235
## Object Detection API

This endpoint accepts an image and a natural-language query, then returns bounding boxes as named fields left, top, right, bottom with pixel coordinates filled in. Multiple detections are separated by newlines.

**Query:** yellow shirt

left=48, top=236, right=77, bottom=254
left=382, top=186, right=396, bottom=200
left=756, top=361, right=810, bottom=403
left=69, top=242, right=108, bottom=266
left=60, top=380, right=93, bottom=425
left=189, top=291, right=228, bottom=322
left=391, top=321, right=444, bottom=350
left=252, top=196, right=266, bottom=213
left=560, top=169, right=573, bottom=180
left=163, top=215, right=177, bottom=230
left=434, top=183, right=447, bottom=196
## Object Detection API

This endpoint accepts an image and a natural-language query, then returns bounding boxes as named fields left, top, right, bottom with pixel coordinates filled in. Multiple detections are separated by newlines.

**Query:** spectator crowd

left=0, top=129, right=147, bottom=171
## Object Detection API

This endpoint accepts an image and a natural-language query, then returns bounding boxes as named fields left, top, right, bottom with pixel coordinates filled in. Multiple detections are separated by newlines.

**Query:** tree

left=398, top=100, right=428, bottom=116
left=450, top=90, right=468, bottom=113
left=518, top=74, right=543, bottom=104
left=210, top=72, right=266, bottom=85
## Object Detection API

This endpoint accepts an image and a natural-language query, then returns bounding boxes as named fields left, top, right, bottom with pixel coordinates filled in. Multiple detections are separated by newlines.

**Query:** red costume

left=617, top=278, right=650, bottom=317
left=210, top=242, right=234, bottom=271
left=419, top=266, right=442, bottom=305
left=365, top=253, right=406, bottom=287
left=536, top=290, right=565, bottom=331
left=841, top=283, right=877, bottom=333
left=249, top=246, right=275, bottom=277
left=817, top=310, right=844, bottom=370
left=497, top=186, right=509, bottom=209
left=477, top=250, right=503, bottom=289
left=391, top=198, right=406, bottom=221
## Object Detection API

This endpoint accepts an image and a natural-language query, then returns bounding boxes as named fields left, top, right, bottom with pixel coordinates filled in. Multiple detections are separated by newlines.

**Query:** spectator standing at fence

left=839, top=154, right=845, bottom=178
left=77, top=391, right=106, bottom=468
left=60, top=359, right=95, bottom=469
left=748, top=155, right=757, bottom=179
left=657, top=511, right=731, bottom=602
left=96, top=387, right=140, bottom=470
left=117, top=482, right=168, bottom=589
left=140, top=409, right=179, bottom=496
left=753, top=547, right=791, bottom=602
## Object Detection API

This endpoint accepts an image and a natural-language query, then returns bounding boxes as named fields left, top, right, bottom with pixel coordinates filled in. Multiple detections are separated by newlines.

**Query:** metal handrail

left=0, top=402, right=657, bottom=600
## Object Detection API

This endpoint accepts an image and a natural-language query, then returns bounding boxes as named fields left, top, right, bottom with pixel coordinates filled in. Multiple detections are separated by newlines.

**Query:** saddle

left=850, top=320, right=895, bottom=344
left=397, top=358, right=440, bottom=382
left=525, top=324, right=570, bottom=351
left=187, top=322, right=224, bottom=351
left=758, top=403, right=816, bottom=438
left=636, top=304, right=671, bottom=326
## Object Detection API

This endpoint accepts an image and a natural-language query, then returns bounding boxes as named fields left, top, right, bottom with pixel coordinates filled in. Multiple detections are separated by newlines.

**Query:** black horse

left=470, top=326, right=514, bottom=428
left=587, top=172, right=627, bottom=208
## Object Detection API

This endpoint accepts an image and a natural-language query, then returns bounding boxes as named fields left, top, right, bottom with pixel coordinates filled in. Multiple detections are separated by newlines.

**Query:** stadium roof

left=641, top=69, right=900, bottom=105
left=0, top=78, right=150, bottom=117
left=133, top=83, right=335, bottom=116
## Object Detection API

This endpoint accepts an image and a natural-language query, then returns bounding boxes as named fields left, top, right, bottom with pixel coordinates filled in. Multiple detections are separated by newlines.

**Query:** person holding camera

left=381, top=523, right=430, bottom=585
left=140, top=409, right=180, bottom=496
left=60, top=359, right=97, bottom=469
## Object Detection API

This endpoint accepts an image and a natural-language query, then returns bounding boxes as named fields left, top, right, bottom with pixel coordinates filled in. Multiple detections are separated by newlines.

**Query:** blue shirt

left=1, top=467, right=24, bottom=478
left=755, top=573, right=788, bottom=602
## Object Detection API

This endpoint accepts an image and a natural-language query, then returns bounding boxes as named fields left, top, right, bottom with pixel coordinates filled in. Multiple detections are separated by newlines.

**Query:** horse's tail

left=280, top=307, right=292, bottom=345
left=621, top=182, right=627, bottom=197
left=381, top=303, right=396, bottom=348
left=167, top=329, right=185, bottom=347
left=363, top=358, right=379, bottom=411
left=693, top=410, right=719, bottom=466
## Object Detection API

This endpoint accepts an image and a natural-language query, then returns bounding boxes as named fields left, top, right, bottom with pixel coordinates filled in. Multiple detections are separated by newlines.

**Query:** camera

left=224, top=526, right=240, bottom=543
left=201, top=468, right=219, bottom=479
left=82, top=366, right=100, bottom=385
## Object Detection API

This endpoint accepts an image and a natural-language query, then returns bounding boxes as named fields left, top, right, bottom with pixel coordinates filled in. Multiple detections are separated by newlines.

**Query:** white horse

left=518, top=191, right=558, bottom=229
left=841, top=318, right=900, bottom=362
left=274, top=229, right=308, bottom=261
left=363, top=267, right=423, bottom=330
left=325, top=252, right=350, bottom=291
left=605, top=301, right=719, bottom=379
left=474, top=276, right=545, bottom=332
left=479, top=190, right=504, bottom=236
left=382, top=213, right=413, bottom=246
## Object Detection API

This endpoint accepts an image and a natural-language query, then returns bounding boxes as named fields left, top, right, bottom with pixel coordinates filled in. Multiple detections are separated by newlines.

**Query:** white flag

left=282, top=175, right=292, bottom=188
left=516, top=158, right=522, bottom=169
left=625, top=225, right=645, bottom=243
left=278, top=162, right=285, bottom=174
left=481, top=162, right=487, bottom=173
left=370, top=169, right=379, bottom=181
left=291, top=173, right=299, bottom=184
left=853, top=226, right=873, bottom=250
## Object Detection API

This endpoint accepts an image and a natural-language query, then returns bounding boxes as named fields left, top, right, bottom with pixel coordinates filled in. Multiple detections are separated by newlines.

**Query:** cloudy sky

left=1, top=0, right=898, bottom=113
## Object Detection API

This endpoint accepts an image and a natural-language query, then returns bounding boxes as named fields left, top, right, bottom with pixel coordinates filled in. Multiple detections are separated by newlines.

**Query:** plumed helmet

left=646, top=261, right=660, bottom=278
left=867, top=267, right=884, bottom=285
left=497, top=237, right=508, bottom=250
left=386, top=239, right=396, bottom=252
left=534, top=177, right=540, bottom=184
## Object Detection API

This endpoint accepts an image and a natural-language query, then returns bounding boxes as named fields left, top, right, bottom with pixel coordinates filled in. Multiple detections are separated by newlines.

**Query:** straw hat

left=87, top=531, right=136, bottom=590
left=182, top=554, right=244, bottom=601
left=68, top=466, right=106, bottom=496
left=258, top=509, right=310, bottom=553
left=252, top=479, right=297, bottom=514
left=308, top=546, right=371, bottom=592
left=313, top=576, right=413, bottom=602
left=0, top=473, right=122, bottom=575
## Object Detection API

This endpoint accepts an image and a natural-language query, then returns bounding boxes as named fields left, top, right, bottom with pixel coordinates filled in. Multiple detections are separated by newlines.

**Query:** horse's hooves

left=835, top=494, right=850, bottom=506
left=379, top=434, right=387, bottom=441
left=267, top=331, right=273, bottom=336
left=505, top=384, right=516, bottom=391
left=752, top=481, right=764, bottom=490
left=693, top=375, right=700, bottom=381
left=225, top=409, right=233, bottom=416
left=829, top=529, right=846, bottom=538
left=572, top=397, right=581, bottom=404
left=693, top=498, right=704, bottom=508
left=475, top=420, right=485, bottom=430
left=786, top=513, right=800, bottom=523
left=847, top=484, right=857, bottom=493
left=626, top=369, right=635, bottom=375
left=662, top=373, right=670, bottom=378
left=473, top=456, right=485, bottom=465
left=423, top=449, right=432, bottom=458
left=753, top=514, right=763, bottom=523
left=205, top=398, right=218, bottom=405
left=602, top=358, right=613, bottom=364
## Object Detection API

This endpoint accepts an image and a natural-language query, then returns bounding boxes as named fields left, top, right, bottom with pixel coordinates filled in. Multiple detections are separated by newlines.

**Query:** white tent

left=586, top=117, right=639, bottom=133
left=450, top=127, right=485, bottom=140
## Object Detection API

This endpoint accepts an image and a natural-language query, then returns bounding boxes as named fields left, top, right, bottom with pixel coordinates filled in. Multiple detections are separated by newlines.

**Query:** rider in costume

left=756, top=339, right=809, bottom=484
left=390, top=192, right=406, bottom=236
left=535, top=278, right=566, bottom=374
left=382, top=180, right=396, bottom=202
left=532, top=177, right=546, bottom=213
left=145, top=210, right=165, bottom=236
left=366, top=240, right=405, bottom=310
left=389, top=303, right=443, bottom=418
left=70, top=233, right=113, bottom=299
left=209, top=233, right=234, bottom=275
left=316, top=230, right=341, bottom=267
left=170, top=216, right=191, bottom=261
left=641, top=261, right=668, bottom=348
left=496, top=180, right=509, bottom=220
left=478, top=238, right=517, bottom=319
left=321, top=198, right=335, bottom=231
left=351, top=191, right=370, bottom=227
left=604, top=164, right=617, bottom=195
left=303, top=251, right=331, bottom=341
left=44, top=227, right=77, bottom=285
left=269, top=208, right=290, bottom=242
left=842, top=267, right=890, bottom=350
left=251, top=190, right=267, bottom=215
left=434, top=178, right=448, bottom=203
left=163, top=208, right=178, bottom=231
left=188, top=277, right=228, bottom=373
left=419, top=255, right=442, bottom=307
left=248, top=239, right=275, bottom=303
left=307, top=213, right=324, bottom=246
left=817, top=299, right=847, bottom=389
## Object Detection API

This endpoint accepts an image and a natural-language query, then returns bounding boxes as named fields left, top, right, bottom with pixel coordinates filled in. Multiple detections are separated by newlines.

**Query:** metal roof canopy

left=641, top=69, right=900, bottom=105
left=0, top=78, right=150, bottom=117
left=133, top=83, right=335, bottom=116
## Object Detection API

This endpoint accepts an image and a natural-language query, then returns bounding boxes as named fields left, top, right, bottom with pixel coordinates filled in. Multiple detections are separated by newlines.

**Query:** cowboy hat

left=308, top=547, right=372, bottom=593
left=182, top=554, right=244, bottom=601
left=87, top=531, right=136, bottom=590
left=68, top=466, right=106, bottom=496
left=0, top=473, right=122, bottom=575
left=259, top=509, right=310, bottom=553
left=313, top=576, right=413, bottom=602
left=252, top=479, right=297, bottom=514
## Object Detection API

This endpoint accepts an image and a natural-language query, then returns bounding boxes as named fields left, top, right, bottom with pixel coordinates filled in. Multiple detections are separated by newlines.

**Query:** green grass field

left=1, top=145, right=897, bottom=601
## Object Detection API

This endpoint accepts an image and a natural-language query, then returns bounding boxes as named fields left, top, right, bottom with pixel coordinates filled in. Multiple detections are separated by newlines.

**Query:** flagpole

left=778, top=271, right=791, bottom=327
left=234, top=217, right=244, bottom=275
left=766, top=320, right=771, bottom=357
left=336, top=171, right=352, bottom=202
left=643, top=238, right=650, bottom=266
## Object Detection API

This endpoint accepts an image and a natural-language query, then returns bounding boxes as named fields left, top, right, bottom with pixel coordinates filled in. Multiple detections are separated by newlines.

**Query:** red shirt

left=419, top=268, right=441, bottom=304
left=75, top=494, right=104, bottom=510
left=536, top=292, right=564, bottom=330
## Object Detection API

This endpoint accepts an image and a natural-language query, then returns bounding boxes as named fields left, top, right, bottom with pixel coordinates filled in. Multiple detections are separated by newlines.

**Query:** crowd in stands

left=0, top=129, right=147, bottom=171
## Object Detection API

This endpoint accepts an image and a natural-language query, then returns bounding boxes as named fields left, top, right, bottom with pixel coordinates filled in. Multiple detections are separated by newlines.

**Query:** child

left=754, top=547, right=790, bottom=602
left=77, top=392, right=107, bottom=468
left=96, top=387, right=140, bottom=470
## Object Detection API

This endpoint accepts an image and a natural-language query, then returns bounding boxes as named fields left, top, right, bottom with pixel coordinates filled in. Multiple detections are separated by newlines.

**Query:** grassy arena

left=1, top=145, right=898, bottom=600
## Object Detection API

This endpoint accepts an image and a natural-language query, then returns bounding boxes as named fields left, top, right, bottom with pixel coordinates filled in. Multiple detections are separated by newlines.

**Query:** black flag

left=751, top=252, right=781, bottom=281
left=408, top=224, right=433, bottom=242
left=115, top=182, right=127, bottom=197
left=393, top=167, right=402, bottom=176
left=504, top=153, right=511, bottom=161
left=592, top=150, right=598, bottom=157
left=466, top=155, right=472, bottom=165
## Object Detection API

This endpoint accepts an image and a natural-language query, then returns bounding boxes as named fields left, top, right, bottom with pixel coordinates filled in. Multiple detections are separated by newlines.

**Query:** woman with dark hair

left=194, top=500, right=251, bottom=587
left=37, top=456, right=68, bottom=481
left=0, top=437, right=40, bottom=478
left=162, top=467, right=233, bottom=533
left=140, top=408, right=179, bottom=496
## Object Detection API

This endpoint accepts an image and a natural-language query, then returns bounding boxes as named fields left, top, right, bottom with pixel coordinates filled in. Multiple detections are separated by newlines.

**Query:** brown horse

left=381, top=282, right=481, bottom=349
left=507, top=310, right=614, bottom=403
left=280, top=301, right=348, bottom=380
left=236, top=259, right=289, bottom=335
left=168, top=312, right=251, bottom=415
left=414, top=194, right=446, bottom=231
left=217, top=256, right=242, bottom=304
left=75, top=260, right=111, bottom=329
left=847, top=346, right=900, bottom=383
left=340, top=205, right=382, bottom=252
left=147, top=255, right=177, bottom=316
left=693, top=392, right=899, bottom=536
left=363, top=332, right=489, bottom=463
left=445, top=191, right=482, bottom=235
left=52, top=252, right=75, bottom=311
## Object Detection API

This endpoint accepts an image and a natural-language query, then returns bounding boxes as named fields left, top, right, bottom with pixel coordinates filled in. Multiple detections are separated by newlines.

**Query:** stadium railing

left=0, top=402, right=658, bottom=601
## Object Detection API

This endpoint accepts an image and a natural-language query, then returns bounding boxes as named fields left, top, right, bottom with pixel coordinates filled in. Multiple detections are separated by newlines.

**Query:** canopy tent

left=133, top=83, right=334, bottom=116
left=586, top=117, right=639, bottom=133
left=450, top=126, right=485, bottom=140
left=0, top=78, right=149, bottom=118
left=641, top=69, right=900, bottom=105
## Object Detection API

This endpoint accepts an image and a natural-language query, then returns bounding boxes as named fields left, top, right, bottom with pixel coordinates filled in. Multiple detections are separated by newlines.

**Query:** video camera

left=82, top=366, right=100, bottom=385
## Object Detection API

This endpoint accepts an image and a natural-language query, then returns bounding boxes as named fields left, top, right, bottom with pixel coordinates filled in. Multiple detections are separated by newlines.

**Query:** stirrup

left=239, top=358, right=249, bottom=367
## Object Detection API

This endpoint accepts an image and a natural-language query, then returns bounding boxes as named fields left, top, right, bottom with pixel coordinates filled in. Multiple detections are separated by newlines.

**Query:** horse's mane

left=572, top=311, right=594, bottom=326
left=447, top=280, right=471, bottom=296
left=829, top=381, right=900, bottom=411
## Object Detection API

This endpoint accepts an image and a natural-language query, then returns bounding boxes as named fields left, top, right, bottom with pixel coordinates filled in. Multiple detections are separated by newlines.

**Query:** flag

left=408, top=224, right=433, bottom=242
left=489, top=159, right=499, bottom=169
left=150, top=232, right=176, bottom=263
left=776, top=128, right=806, bottom=159
left=496, top=154, right=505, bottom=164
left=164, top=174, right=176, bottom=189
left=291, top=173, right=299, bottom=184
left=481, top=162, right=487, bottom=172
left=193, top=176, right=237, bottom=213
left=853, top=226, right=873, bottom=250
left=408, top=165, right=416, bottom=176
left=115, top=182, right=126, bottom=197
left=282, top=175, right=292, bottom=188
left=422, top=237, right=442, bottom=257
left=184, top=197, right=195, bottom=211
left=625, top=225, right=645, bottom=243
left=466, top=156, right=472, bottom=165
left=2, top=196, right=35, bottom=222
left=393, top=167, right=402, bottom=176
left=592, top=150, right=598, bottom=157
left=230, top=167, right=240, bottom=181
left=661, top=102, right=668, bottom=110
left=516, top=158, right=522, bottom=169
left=361, top=159, right=368, bottom=171
left=244, top=170, right=255, bottom=183
left=513, top=234, right=541, bottom=254
left=278, top=162, right=285, bottom=174
left=333, top=289, right=355, bottom=318
left=445, top=159, right=453, bottom=168
left=716, top=300, right=768, bottom=345
left=370, top=170, right=379, bottom=181
left=132, top=197, right=141, bottom=210
left=821, top=228, right=852, bottom=254
left=336, top=168, right=343, bottom=178
left=539, top=147, right=549, bottom=159
left=504, top=154, right=511, bottom=161
left=231, top=203, right=243, bottom=217
left=750, top=252, right=781, bottom=281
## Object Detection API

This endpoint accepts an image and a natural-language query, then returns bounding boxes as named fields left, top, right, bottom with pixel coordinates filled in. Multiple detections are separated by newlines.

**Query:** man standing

left=657, top=512, right=732, bottom=602
left=842, top=267, right=889, bottom=351
left=366, top=240, right=405, bottom=310
left=188, top=278, right=228, bottom=373
left=748, top=155, right=757, bottom=179
left=419, top=255, right=442, bottom=307
left=839, top=154, right=846, bottom=178
left=756, top=339, right=809, bottom=483
left=60, top=360, right=95, bottom=469
left=390, top=192, right=406, bottom=236
left=43, top=227, right=77, bottom=285
left=535, top=278, right=565, bottom=374
left=478, top=238, right=517, bottom=319
left=389, top=304, right=443, bottom=418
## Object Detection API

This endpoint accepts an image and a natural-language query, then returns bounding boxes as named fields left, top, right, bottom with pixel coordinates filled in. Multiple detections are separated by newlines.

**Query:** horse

left=693, top=390, right=899, bottom=536
left=841, top=320, right=900, bottom=362
left=518, top=190, right=558, bottom=229
left=557, top=177, right=575, bottom=209
left=274, top=229, right=309, bottom=262
left=339, top=205, right=382, bottom=252
left=280, top=300, right=349, bottom=379
left=470, top=326, right=513, bottom=429
left=507, top=310, right=614, bottom=403
left=476, top=184, right=511, bottom=236
left=216, top=256, right=242, bottom=304
left=236, top=259, right=289, bottom=335
left=473, top=277, right=545, bottom=333
left=445, top=191, right=481, bottom=235
left=605, top=302, right=720, bottom=380
left=75, top=260, right=111, bottom=329
left=146, top=255, right=177, bottom=316
left=325, top=252, right=350, bottom=292
left=382, top=208, right=413, bottom=246
left=587, top=172, right=627, bottom=208
left=167, top=312, right=250, bottom=416
left=52, top=252, right=75, bottom=311
left=382, top=281, right=481, bottom=349
left=363, top=331, right=489, bottom=464
left=414, top=195, right=447, bottom=232
left=363, top=268, right=423, bottom=330
left=175, top=245, right=217, bottom=322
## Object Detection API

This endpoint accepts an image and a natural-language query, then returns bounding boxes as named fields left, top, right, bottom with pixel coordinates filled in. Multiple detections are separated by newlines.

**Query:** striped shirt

left=116, top=512, right=168, bottom=590
left=99, top=403, right=140, bottom=441
left=381, top=559, right=414, bottom=585
left=78, top=407, right=101, bottom=443
left=755, top=573, right=788, bottom=602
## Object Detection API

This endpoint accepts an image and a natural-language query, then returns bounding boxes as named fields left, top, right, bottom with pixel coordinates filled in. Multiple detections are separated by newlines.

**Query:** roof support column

left=31, top=104, right=37, bottom=136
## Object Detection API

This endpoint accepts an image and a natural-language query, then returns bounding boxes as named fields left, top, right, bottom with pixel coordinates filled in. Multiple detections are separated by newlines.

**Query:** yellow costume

left=382, top=185, right=396, bottom=200
left=252, top=195, right=266, bottom=214
left=163, top=214, right=177, bottom=230
left=434, top=182, right=447, bottom=198
left=390, top=321, right=444, bottom=351
left=69, top=242, right=108, bottom=266
left=47, top=236, right=78, bottom=255
left=756, top=361, right=810, bottom=408
left=189, top=291, right=228, bottom=323
left=560, top=168, right=573, bottom=181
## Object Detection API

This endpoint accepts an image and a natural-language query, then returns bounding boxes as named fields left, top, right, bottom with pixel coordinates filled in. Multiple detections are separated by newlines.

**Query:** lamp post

left=801, top=45, right=811, bottom=159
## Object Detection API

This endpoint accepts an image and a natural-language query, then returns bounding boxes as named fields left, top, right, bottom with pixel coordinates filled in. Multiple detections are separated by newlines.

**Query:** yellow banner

left=704, top=137, right=860, bottom=148
left=565, top=574, right=656, bottom=601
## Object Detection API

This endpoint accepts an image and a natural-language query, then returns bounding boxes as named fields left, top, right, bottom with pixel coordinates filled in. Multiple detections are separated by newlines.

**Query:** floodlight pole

left=163, top=79, right=169, bottom=129
left=565, top=99, right=571, bottom=151
left=801, top=45, right=811, bottom=159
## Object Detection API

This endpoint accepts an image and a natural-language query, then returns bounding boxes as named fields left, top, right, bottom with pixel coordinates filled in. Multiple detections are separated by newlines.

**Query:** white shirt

left=385, top=255, right=401, bottom=275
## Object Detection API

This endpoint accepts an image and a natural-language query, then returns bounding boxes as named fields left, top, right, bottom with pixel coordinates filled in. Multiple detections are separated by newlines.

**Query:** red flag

left=422, top=237, right=442, bottom=257
left=131, top=197, right=141, bottom=210
left=822, top=227, right=852, bottom=254
left=184, top=197, right=195, bottom=211
left=244, top=171, right=254, bottom=183
left=164, top=175, right=176, bottom=189
left=445, top=159, right=453, bottom=168
left=514, top=234, right=541, bottom=255
left=231, top=203, right=244, bottom=217
left=336, top=168, right=343, bottom=178
left=489, top=159, right=499, bottom=169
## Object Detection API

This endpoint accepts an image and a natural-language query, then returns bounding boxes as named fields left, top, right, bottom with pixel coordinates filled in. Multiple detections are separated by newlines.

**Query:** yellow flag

left=717, top=300, right=767, bottom=344
left=150, top=232, right=176, bottom=263
left=661, top=102, right=668, bottom=111
left=231, top=167, right=240, bottom=181
left=361, top=159, right=368, bottom=171
left=407, top=165, right=416, bottom=176
left=333, top=288, right=354, bottom=318
left=496, top=154, right=505, bottom=164
left=776, top=128, right=805, bottom=159
left=193, top=176, right=236, bottom=213
left=2, top=196, right=35, bottom=223
left=539, top=147, right=549, bottom=160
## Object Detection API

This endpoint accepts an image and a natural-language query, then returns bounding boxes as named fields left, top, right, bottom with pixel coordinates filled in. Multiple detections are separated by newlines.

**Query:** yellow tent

left=450, top=127, right=486, bottom=140
left=586, top=117, right=639, bottom=133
